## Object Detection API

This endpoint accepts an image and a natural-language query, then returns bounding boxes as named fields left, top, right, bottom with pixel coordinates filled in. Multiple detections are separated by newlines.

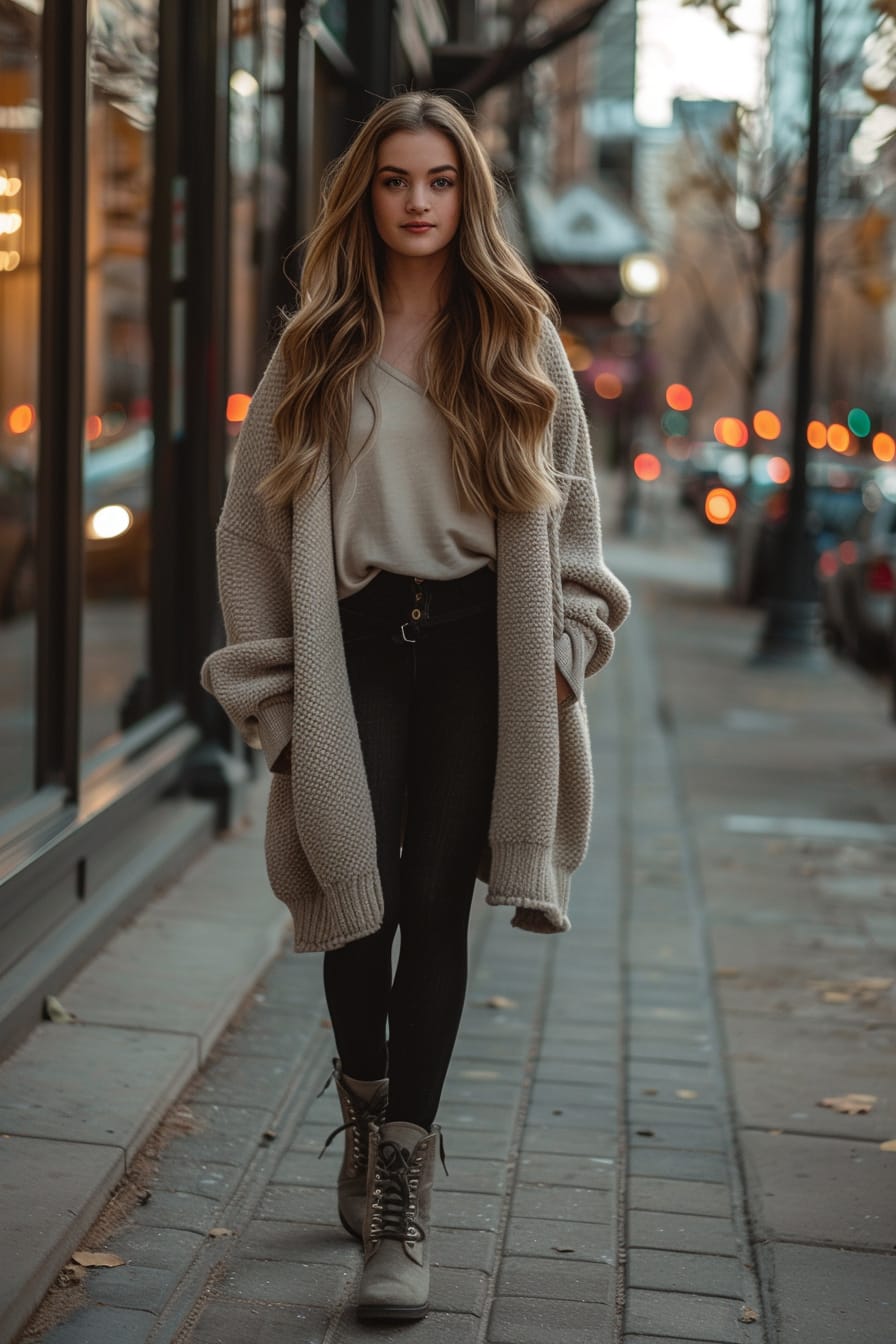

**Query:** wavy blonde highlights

left=261, top=91, right=562, bottom=514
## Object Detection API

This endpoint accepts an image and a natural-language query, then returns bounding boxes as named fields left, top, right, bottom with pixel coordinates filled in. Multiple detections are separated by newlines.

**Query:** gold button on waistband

left=415, top=591, right=423, bottom=600
left=411, top=608, right=422, bottom=620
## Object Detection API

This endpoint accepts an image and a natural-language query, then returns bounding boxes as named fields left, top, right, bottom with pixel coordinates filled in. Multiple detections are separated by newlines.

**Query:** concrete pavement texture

left=8, top=503, right=896, bottom=1343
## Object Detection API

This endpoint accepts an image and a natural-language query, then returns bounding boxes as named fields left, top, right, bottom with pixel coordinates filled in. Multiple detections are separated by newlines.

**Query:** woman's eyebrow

left=376, top=164, right=458, bottom=174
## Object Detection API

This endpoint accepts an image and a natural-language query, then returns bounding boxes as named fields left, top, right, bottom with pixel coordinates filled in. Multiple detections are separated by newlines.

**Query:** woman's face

left=370, top=128, right=462, bottom=263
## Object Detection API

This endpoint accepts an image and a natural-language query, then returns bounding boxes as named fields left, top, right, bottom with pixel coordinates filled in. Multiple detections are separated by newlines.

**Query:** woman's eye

left=432, top=177, right=455, bottom=189
left=382, top=176, right=405, bottom=188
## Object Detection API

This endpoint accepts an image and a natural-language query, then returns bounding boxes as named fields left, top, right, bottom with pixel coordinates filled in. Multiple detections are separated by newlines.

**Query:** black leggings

left=323, top=564, right=499, bottom=1130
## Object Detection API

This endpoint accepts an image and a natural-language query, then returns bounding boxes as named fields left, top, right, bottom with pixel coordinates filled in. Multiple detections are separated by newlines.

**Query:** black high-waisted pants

left=322, top=564, right=499, bottom=1130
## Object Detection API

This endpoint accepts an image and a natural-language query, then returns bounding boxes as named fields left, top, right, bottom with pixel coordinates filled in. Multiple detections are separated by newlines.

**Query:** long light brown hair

left=261, top=91, right=562, bottom=514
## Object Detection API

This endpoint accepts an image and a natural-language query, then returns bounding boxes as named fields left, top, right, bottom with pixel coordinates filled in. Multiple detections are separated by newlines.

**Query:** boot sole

left=356, top=1302, right=429, bottom=1322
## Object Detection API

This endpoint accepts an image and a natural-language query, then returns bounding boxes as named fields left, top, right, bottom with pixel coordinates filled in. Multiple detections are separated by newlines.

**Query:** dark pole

left=755, top=0, right=823, bottom=664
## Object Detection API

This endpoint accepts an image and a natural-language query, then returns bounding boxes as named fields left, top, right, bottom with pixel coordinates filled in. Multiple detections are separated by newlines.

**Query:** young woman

left=201, top=91, right=630, bottom=1323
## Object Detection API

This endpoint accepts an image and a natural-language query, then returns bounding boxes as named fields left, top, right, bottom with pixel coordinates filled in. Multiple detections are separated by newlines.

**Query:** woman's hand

left=555, top=666, right=574, bottom=706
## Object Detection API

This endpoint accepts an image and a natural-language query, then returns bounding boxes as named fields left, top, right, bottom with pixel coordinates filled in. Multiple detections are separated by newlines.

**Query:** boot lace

left=368, top=1140, right=424, bottom=1246
left=317, top=1065, right=388, bottom=1168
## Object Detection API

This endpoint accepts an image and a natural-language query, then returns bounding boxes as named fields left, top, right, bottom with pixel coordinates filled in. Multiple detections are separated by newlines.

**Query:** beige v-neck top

left=330, top=355, right=496, bottom=600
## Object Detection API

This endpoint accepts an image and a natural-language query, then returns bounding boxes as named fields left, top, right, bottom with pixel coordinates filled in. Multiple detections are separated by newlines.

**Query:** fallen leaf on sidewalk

left=818, top=1093, right=877, bottom=1115
left=879, top=1139, right=896, bottom=1151
left=739, top=1305, right=759, bottom=1323
left=641, top=1088, right=658, bottom=1096
left=484, top=995, right=517, bottom=1010
left=261, top=1129, right=277, bottom=1143
left=551, top=1246, right=576, bottom=1254
left=208, top=1227, right=234, bottom=1238
left=675, top=1089, right=698, bottom=1100
left=71, top=1251, right=125, bottom=1267
left=821, top=991, right=851, bottom=1003
left=59, top=1262, right=88, bottom=1286
left=44, top=996, right=77, bottom=1023
left=714, top=968, right=741, bottom=979
left=811, top=977, right=893, bottom=1006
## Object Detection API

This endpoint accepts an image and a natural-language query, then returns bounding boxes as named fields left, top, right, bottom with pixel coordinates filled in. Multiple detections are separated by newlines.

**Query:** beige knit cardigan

left=200, top=317, right=631, bottom=952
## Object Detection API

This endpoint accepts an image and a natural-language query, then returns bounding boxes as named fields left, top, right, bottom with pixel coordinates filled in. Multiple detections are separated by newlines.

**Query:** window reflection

left=0, top=0, right=41, bottom=809
left=81, top=0, right=158, bottom=760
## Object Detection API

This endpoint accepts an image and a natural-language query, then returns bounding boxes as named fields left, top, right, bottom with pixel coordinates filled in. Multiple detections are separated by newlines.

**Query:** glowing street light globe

left=619, top=252, right=668, bottom=299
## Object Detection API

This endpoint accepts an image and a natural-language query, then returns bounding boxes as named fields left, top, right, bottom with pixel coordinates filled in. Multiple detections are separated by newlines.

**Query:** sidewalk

left=10, top=501, right=896, bottom=1343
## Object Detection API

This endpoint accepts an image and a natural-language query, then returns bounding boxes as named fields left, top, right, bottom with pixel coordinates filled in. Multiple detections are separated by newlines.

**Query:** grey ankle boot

left=318, top=1059, right=388, bottom=1240
left=356, top=1120, right=442, bottom=1322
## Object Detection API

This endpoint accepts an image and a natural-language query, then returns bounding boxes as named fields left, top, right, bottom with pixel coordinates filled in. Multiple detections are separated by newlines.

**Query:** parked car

left=677, top=441, right=749, bottom=523
left=727, top=457, right=871, bottom=606
left=83, top=428, right=152, bottom=597
left=819, top=477, right=896, bottom=669
left=0, top=426, right=152, bottom=619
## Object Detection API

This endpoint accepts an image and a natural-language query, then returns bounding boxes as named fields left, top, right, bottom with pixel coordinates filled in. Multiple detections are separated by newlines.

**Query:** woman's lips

left=402, top=223, right=434, bottom=231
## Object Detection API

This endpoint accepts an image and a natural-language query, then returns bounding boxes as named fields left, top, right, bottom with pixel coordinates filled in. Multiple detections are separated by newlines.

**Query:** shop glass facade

left=81, top=0, right=158, bottom=760
left=0, top=0, right=41, bottom=809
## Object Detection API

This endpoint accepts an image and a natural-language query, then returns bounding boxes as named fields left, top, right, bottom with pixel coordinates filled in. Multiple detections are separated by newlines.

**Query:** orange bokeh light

left=8, top=402, right=35, bottom=434
left=85, top=414, right=103, bottom=441
left=767, top=456, right=791, bottom=484
left=705, top=488, right=737, bottom=525
left=807, top=420, right=827, bottom=448
left=713, top=416, right=749, bottom=448
left=872, top=432, right=895, bottom=462
left=594, top=372, right=622, bottom=399
left=633, top=452, right=662, bottom=482
left=827, top=423, right=849, bottom=453
left=753, top=410, right=781, bottom=440
left=226, top=393, right=252, bottom=423
left=666, top=383, right=693, bottom=412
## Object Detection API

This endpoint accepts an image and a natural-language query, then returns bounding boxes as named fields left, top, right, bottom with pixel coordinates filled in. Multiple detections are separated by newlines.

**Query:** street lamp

left=618, top=251, right=668, bottom=534
left=754, top=0, right=824, bottom=666
left=620, top=252, right=668, bottom=300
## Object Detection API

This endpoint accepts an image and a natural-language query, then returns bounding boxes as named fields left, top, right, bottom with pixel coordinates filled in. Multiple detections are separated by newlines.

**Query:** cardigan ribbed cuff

left=485, top=840, right=572, bottom=934
left=257, top=694, right=294, bottom=771
left=282, top=866, right=384, bottom=953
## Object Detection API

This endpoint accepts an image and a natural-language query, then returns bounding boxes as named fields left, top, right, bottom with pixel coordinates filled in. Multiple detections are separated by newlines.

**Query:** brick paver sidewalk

left=24, top=514, right=896, bottom=1342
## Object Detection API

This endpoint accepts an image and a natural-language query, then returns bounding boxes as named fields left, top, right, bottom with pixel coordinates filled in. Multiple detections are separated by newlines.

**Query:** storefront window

left=81, top=0, right=158, bottom=760
left=0, top=0, right=41, bottom=809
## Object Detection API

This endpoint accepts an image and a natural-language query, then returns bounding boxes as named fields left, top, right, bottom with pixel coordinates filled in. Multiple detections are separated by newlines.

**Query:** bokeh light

left=753, top=410, right=781, bottom=440
left=847, top=408, right=871, bottom=438
left=666, top=383, right=693, bottom=412
left=633, top=452, right=662, bottom=482
left=713, top=416, right=748, bottom=448
left=838, top=540, right=858, bottom=565
left=85, top=414, right=103, bottom=441
left=7, top=402, right=35, bottom=434
left=827, top=423, right=849, bottom=453
left=767, top=456, right=791, bottom=484
left=226, top=393, right=251, bottom=422
left=818, top=551, right=838, bottom=578
left=661, top=409, right=689, bottom=437
left=807, top=420, right=827, bottom=449
left=705, top=487, right=737, bottom=525
left=594, top=372, right=622, bottom=399
left=872, top=432, right=895, bottom=462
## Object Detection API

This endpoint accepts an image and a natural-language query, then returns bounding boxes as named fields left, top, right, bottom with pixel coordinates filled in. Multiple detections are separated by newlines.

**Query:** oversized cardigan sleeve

left=200, top=342, right=295, bottom=771
left=540, top=318, right=631, bottom=701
